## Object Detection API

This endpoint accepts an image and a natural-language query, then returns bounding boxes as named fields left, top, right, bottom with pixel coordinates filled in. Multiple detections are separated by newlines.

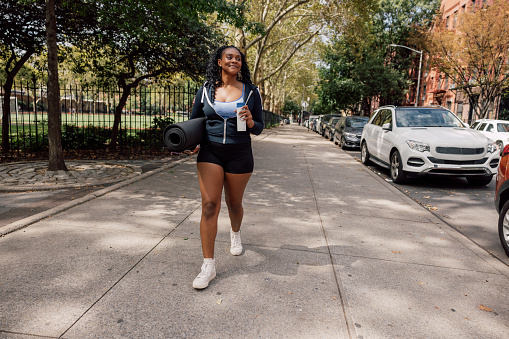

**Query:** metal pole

left=415, top=51, right=423, bottom=107
left=301, top=84, right=305, bottom=127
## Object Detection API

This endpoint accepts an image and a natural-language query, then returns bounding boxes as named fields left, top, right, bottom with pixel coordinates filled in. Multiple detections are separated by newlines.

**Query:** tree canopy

left=63, top=0, right=248, bottom=149
left=315, top=0, right=440, bottom=115
left=425, top=0, right=509, bottom=121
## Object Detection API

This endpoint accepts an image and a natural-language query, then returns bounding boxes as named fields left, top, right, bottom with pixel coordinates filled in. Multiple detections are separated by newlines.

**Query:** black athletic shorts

left=197, top=140, right=254, bottom=174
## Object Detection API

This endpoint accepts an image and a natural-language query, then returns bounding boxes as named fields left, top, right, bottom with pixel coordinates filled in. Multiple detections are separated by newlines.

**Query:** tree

left=0, top=0, right=96, bottom=155
left=229, top=0, right=376, bottom=111
left=71, top=0, right=246, bottom=150
left=316, top=0, right=439, bottom=114
left=281, top=99, right=300, bottom=118
left=0, top=1, right=46, bottom=153
left=426, top=0, right=509, bottom=120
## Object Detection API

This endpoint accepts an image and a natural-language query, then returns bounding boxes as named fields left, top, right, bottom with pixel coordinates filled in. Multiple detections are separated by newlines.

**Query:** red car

left=495, top=145, right=509, bottom=256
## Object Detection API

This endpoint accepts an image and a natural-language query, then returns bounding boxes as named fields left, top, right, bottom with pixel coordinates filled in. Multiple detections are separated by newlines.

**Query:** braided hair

left=205, top=45, right=253, bottom=100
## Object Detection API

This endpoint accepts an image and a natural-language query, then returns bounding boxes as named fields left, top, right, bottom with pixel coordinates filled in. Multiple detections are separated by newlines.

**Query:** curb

left=0, top=156, right=193, bottom=237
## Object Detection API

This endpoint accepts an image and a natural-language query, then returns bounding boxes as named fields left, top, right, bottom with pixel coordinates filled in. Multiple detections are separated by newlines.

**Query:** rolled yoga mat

left=163, top=117, right=206, bottom=152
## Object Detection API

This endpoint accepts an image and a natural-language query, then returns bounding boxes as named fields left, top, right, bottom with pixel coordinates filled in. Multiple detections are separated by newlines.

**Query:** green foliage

left=11, top=131, right=49, bottom=152
left=61, top=125, right=111, bottom=150
left=281, top=100, right=300, bottom=118
left=316, top=0, right=440, bottom=114
left=499, top=109, right=509, bottom=120
left=135, top=116, right=175, bottom=149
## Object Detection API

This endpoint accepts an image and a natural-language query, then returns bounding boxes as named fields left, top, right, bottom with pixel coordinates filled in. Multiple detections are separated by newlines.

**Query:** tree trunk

left=109, top=86, right=132, bottom=151
left=235, top=28, right=247, bottom=56
left=2, top=51, right=34, bottom=153
left=1, top=80, right=13, bottom=153
left=45, top=0, right=67, bottom=171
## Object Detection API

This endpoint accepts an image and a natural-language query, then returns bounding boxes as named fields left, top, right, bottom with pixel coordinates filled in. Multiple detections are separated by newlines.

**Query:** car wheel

left=340, top=137, right=346, bottom=149
left=360, top=142, right=371, bottom=165
left=498, top=200, right=509, bottom=257
left=390, top=150, right=407, bottom=184
left=466, top=176, right=492, bottom=186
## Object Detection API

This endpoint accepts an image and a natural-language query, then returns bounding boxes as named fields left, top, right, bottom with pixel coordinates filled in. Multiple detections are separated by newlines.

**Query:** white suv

left=471, top=119, right=509, bottom=150
left=360, top=106, right=500, bottom=186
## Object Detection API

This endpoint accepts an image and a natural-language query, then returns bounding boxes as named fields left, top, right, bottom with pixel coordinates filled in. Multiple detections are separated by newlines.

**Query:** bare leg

left=224, top=172, right=252, bottom=232
left=197, top=162, right=225, bottom=258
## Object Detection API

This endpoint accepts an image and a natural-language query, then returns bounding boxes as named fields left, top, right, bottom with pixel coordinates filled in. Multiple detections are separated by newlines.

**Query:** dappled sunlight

left=336, top=256, right=509, bottom=338
left=0, top=221, right=165, bottom=336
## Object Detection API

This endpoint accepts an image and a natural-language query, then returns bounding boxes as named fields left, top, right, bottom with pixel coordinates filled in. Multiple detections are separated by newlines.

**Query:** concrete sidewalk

left=1, top=125, right=508, bottom=338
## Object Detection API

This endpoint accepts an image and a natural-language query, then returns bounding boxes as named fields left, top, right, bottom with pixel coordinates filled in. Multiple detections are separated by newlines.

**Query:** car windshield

left=498, top=123, right=509, bottom=132
left=346, top=117, right=369, bottom=128
left=395, top=109, right=464, bottom=128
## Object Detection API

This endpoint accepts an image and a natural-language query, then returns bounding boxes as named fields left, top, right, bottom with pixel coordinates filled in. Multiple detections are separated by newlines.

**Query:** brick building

left=419, top=0, right=504, bottom=123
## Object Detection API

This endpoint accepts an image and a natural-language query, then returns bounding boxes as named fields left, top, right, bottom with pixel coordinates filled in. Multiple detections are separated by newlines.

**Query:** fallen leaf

left=332, top=297, right=337, bottom=300
left=216, top=299, right=222, bottom=305
left=435, top=306, right=439, bottom=309
left=478, top=304, right=492, bottom=312
left=423, top=196, right=430, bottom=199
left=392, top=250, right=402, bottom=254
left=180, top=196, right=185, bottom=198
left=288, top=291, right=293, bottom=294
left=418, top=282, right=424, bottom=285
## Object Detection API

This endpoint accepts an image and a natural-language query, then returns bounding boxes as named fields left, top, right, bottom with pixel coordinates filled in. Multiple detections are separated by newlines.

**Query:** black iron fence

left=0, top=79, right=281, bottom=155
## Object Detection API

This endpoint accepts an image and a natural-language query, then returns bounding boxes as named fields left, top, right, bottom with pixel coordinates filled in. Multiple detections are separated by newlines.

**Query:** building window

left=453, top=11, right=458, bottom=29
left=445, top=75, right=449, bottom=89
left=422, top=85, right=427, bottom=101
left=457, top=102, right=463, bottom=115
left=438, top=75, right=442, bottom=89
left=471, top=0, right=476, bottom=12
left=462, top=4, right=466, bottom=13
left=447, top=101, right=452, bottom=110
left=446, top=16, right=450, bottom=28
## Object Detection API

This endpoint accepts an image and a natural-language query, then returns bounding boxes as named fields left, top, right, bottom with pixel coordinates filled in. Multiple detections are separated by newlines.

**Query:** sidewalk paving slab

left=0, top=125, right=508, bottom=338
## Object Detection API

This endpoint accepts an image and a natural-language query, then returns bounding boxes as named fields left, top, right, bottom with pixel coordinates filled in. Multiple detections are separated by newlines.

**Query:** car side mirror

left=382, top=122, right=391, bottom=130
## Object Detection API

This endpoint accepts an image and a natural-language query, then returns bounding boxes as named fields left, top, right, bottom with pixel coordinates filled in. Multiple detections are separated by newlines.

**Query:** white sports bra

left=213, top=85, right=244, bottom=119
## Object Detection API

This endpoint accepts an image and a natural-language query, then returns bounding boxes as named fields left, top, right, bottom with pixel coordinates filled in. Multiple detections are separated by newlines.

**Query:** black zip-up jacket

left=190, top=82, right=264, bottom=144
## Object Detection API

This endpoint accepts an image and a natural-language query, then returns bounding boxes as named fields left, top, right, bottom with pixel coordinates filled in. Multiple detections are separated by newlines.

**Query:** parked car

left=495, top=144, right=509, bottom=257
left=360, top=105, right=499, bottom=185
left=471, top=119, right=509, bottom=151
left=308, top=115, right=320, bottom=132
left=323, top=117, right=341, bottom=140
left=318, top=114, right=341, bottom=136
left=333, top=116, right=369, bottom=149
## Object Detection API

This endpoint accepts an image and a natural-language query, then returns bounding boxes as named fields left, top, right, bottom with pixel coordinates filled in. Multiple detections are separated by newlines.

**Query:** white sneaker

left=192, top=258, right=216, bottom=289
left=230, top=230, right=243, bottom=256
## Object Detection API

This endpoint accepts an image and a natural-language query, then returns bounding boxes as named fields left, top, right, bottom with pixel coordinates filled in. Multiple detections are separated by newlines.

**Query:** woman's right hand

left=183, top=144, right=200, bottom=155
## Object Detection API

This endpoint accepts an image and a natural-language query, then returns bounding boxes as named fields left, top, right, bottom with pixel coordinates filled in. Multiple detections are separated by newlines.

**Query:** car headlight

left=406, top=140, right=430, bottom=152
left=344, top=132, right=357, bottom=139
left=487, top=142, right=498, bottom=154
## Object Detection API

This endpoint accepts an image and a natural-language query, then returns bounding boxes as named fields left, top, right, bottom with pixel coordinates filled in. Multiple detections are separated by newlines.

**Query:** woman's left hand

left=239, top=105, right=255, bottom=129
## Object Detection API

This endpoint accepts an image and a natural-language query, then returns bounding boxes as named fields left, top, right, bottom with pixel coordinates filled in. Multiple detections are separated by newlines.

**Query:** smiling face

left=218, top=47, right=242, bottom=76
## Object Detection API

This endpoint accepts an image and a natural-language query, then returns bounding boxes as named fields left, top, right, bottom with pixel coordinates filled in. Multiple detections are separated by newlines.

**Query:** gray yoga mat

left=163, top=117, right=206, bottom=152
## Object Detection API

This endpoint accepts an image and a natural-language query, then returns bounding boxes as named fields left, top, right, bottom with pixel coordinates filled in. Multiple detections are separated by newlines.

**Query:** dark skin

left=197, top=47, right=253, bottom=259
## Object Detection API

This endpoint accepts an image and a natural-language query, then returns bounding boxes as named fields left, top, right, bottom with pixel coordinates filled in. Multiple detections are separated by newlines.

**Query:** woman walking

left=190, top=45, right=264, bottom=289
